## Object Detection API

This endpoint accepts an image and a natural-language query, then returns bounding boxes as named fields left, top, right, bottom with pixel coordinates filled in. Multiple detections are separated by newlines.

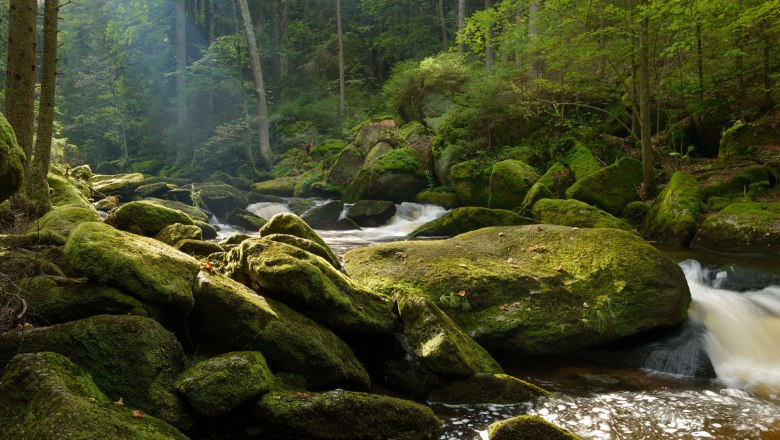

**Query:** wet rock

left=488, top=415, right=581, bottom=440
left=155, top=223, right=202, bottom=246
left=410, top=207, right=533, bottom=238
left=300, top=201, right=345, bottom=229
left=428, top=373, right=548, bottom=404
left=227, top=208, right=267, bottom=230
left=344, top=148, right=427, bottom=203
left=89, top=173, right=145, bottom=198
left=566, top=157, right=643, bottom=216
left=195, top=181, right=247, bottom=218
left=347, top=200, right=397, bottom=227
left=692, top=202, right=780, bottom=255
left=174, top=239, right=224, bottom=259
left=112, top=200, right=194, bottom=237
left=642, top=172, right=703, bottom=246
left=531, top=198, right=632, bottom=230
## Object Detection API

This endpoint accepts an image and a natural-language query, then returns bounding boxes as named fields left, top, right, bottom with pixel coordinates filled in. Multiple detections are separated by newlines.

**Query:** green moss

left=565, top=157, right=642, bottom=216
left=0, top=316, right=191, bottom=429
left=68, top=164, right=93, bottom=181
left=260, top=212, right=339, bottom=264
left=294, top=169, right=328, bottom=197
left=0, top=229, right=67, bottom=247
left=365, top=142, right=395, bottom=165
left=48, top=173, right=92, bottom=209
left=344, top=225, right=690, bottom=355
left=699, top=165, right=777, bottom=199
left=692, top=202, right=780, bottom=255
left=518, top=182, right=554, bottom=217
left=89, top=173, right=145, bottom=197
left=532, top=199, right=632, bottom=230
left=410, top=207, right=534, bottom=238
left=623, top=200, right=650, bottom=226
left=255, top=389, right=442, bottom=440
left=144, top=198, right=209, bottom=223
left=397, top=291, right=502, bottom=378
left=719, top=117, right=777, bottom=163
left=113, top=201, right=194, bottom=237
left=194, top=220, right=218, bottom=240
left=561, top=140, right=601, bottom=181
left=195, top=181, right=248, bottom=218
left=155, top=223, right=202, bottom=246
left=65, top=222, right=199, bottom=315
left=0, top=352, right=187, bottom=439
left=0, top=113, right=25, bottom=202
left=32, top=205, right=102, bottom=236
left=223, top=238, right=396, bottom=335
left=311, top=139, right=346, bottom=157
left=428, top=373, right=548, bottom=404
left=174, top=239, right=224, bottom=259
left=415, top=190, right=460, bottom=209
left=488, top=160, right=540, bottom=210
left=343, top=148, right=427, bottom=203
left=373, top=147, right=425, bottom=175
left=175, top=352, right=273, bottom=417
left=227, top=208, right=267, bottom=230
left=488, top=415, right=581, bottom=440
left=327, top=146, right=365, bottom=187
left=263, top=233, right=342, bottom=270
left=190, top=272, right=371, bottom=390
left=642, top=172, right=703, bottom=246
left=450, top=159, right=492, bottom=206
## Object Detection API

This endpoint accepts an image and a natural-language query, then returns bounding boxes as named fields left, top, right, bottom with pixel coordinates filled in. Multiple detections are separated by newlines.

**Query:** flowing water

left=214, top=201, right=780, bottom=439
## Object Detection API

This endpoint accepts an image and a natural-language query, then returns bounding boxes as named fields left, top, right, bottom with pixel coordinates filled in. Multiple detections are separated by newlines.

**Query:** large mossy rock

left=33, top=205, right=103, bottom=236
left=561, top=140, right=601, bottom=181
left=428, top=373, right=547, bottom=404
left=691, top=202, right=780, bottom=255
left=344, top=225, right=690, bottom=355
left=251, top=176, right=296, bottom=197
left=719, top=116, right=779, bottom=162
left=174, top=239, right=224, bottom=259
left=327, top=146, right=365, bottom=187
left=175, top=351, right=273, bottom=417
left=260, top=213, right=340, bottom=266
left=89, top=173, right=145, bottom=198
left=263, top=233, right=342, bottom=270
left=565, top=157, right=643, bottom=216
left=190, top=272, right=370, bottom=390
left=352, top=118, right=398, bottom=153
left=415, top=190, right=461, bottom=209
left=300, top=200, right=345, bottom=229
left=222, top=238, right=396, bottom=335
left=450, top=159, right=492, bottom=207
left=195, top=181, right=247, bottom=218
left=488, top=415, right=581, bottom=440
left=642, top=172, right=703, bottom=246
left=344, top=148, right=427, bottom=203
left=519, top=182, right=555, bottom=216
left=347, top=200, right=397, bottom=227
left=397, top=292, right=502, bottom=378
left=255, top=389, right=442, bottom=440
left=0, top=315, right=190, bottom=428
left=155, top=223, right=202, bottom=246
left=65, top=222, right=199, bottom=315
left=48, top=173, right=93, bottom=208
left=144, top=197, right=209, bottom=223
left=113, top=200, right=194, bottom=237
left=227, top=208, right=267, bottom=230
left=699, top=165, right=777, bottom=200
left=0, top=113, right=25, bottom=202
left=433, top=142, right=471, bottom=186
left=0, top=352, right=187, bottom=439
left=488, top=160, right=540, bottom=210
left=531, top=198, right=632, bottom=230
left=409, top=207, right=534, bottom=238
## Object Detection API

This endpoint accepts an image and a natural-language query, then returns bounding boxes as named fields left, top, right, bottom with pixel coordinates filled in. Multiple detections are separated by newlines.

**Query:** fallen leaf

left=506, top=258, right=515, bottom=264
left=356, top=304, right=364, bottom=311
left=272, top=395, right=282, bottom=400
left=296, top=392, right=310, bottom=400
left=532, top=255, right=541, bottom=260
left=510, top=264, right=520, bottom=269
left=554, top=265, right=563, bottom=272
left=115, top=397, right=124, bottom=406
left=459, top=263, right=468, bottom=268
left=395, top=252, right=408, bottom=259
left=131, top=410, right=145, bottom=419
left=202, top=261, right=214, bottom=272
left=528, top=244, right=545, bottom=252
left=583, top=302, right=590, bottom=308
left=88, top=397, right=97, bottom=403
left=416, top=258, right=424, bottom=263
left=498, top=232, right=505, bottom=237
left=457, top=290, right=467, bottom=298
left=537, top=226, right=544, bottom=232
left=499, top=304, right=510, bottom=311
left=511, top=302, right=521, bottom=308
left=572, top=227, right=579, bottom=230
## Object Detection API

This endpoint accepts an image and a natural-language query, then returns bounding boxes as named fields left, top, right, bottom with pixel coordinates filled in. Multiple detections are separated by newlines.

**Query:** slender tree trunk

left=457, top=0, right=466, bottom=55
left=695, top=22, right=704, bottom=103
left=5, top=0, right=37, bottom=189
left=735, top=48, right=745, bottom=99
left=639, top=0, right=654, bottom=195
left=337, top=0, right=346, bottom=118
left=529, top=0, right=542, bottom=78
left=762, top=31, right=774, bottom=110
left=254, top=0, right=264, bottom=36
left=437, top=0, right=449, bottom=51
left=280, top=0, right=289, bottom=76
left=485, top=0, right=495, bottom=70
left=28, top=0, right=59, bottom=214
left=237, top=0, right=273, bottom=169
left=206, top=0, right=216, bottom=134
left=175, top=0, right=189, bottom=164
left=269, top=0, right=280, bottom=95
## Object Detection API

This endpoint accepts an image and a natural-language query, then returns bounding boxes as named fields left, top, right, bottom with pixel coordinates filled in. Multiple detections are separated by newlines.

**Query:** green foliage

left=439, top=291, right=473, bottom=312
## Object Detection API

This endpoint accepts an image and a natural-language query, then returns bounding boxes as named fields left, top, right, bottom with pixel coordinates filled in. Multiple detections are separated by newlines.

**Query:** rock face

left=488, top=415, right=581, bottom=440
left=347, top=200, right=397, bottom=227
left=566, top=157, right=643, bottom=216
left=450, top=159, right=492, bottom=206
left=34, top=205, right=103, bottom=236
left=531, top=198, right=632, bottom=230
left=195, top=181, right=247, bottom=218
left=255, top=389, right=442, bottom=440
left=175, top=351, right=273, bottom=417
left=327, top=147, right=365, bottom=187
left=0, top=315, right=189, bottom=428
left=89, top=173, right=145, bottom=198
left=488, top=160, right=540, bottom=210
left=48, top=173, right=93, bottom=208
left=344, top=148, right=427, bottom=203
left=0, top=113, right=25, bottom=202
left=65, top=222, right=200, bottom=315
left=263, top=233, right=342, bottom=270
left=144, top=197, right=209, bottom=223
left=227, top=208, right=267, bottom=230
left=692, top=202, right=780, bottom=255
left=428, top=373, right=547, bottom=404
left=252, top=177, right=296, bottom=197
left=190, top=272, right=371, bottom=390
left=409, top=207, right=534, bottom=238
left=0, top=352, right=187, bottom=439
left=344, top=225, right=690, bottom=355
left=260, top=213, right=340, bottom=267
left=112, top=200, right=194, bottom=237
left=155, top=223, right=202, bottom=246
left=300, top=200, right=345, bottom=229
left=519, top=182, right=554, bottom=216
left=560, top=140, right=601, bottom=182
left=642, top=172, right=703, bottom=246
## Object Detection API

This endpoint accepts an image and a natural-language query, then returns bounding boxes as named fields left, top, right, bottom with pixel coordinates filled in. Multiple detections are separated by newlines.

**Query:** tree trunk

left=528, top=0, right=542, bottom=78
left=175, top=0, right=189, bottom=164
left=28, top=0, right=59, bottom=214
left=639, top=0, right=654, bottom=195
left=457, top=0, right=466, bottom=55
left=485, top=0, right=494, bottom=70
left=337, top=0, right=346, bottom=118
left=5, top=0, right=37, bottom=187
left=762, top=31, right=774, bottom=110
left=696, top=22, right=704, bottom=103
left=437, top=0, right=448, bottom=51
left=280, top=0, right=289, bottom=76
left=237, top=0, right=273, bottom=169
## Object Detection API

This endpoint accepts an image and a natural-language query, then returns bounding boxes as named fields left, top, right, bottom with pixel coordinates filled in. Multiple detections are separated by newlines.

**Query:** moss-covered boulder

left=194, top=220, right=218, bottom=240
left=175, top=351, right=273, bottom=417
left=344, top=225, right=690, bottom=355
left=255, top=389, right=441, bottom=440
left=68, top=164, right=94, bottom=181
left=623, top=200, right=650, bottom=226
left=300, top=200, right=345, bottom=229
left=263, top=233, right=342, bottom=270
left=65, top=222, right=199, bottom=315
left=365, top=142, right=395, bottom=164
left=251, top=176, right=296, bottom=197
left=222, top=238, right=396, bottom=334
left=353, top=118, right=398, bottom=153
left=398, top=292, right=502, bottom=378
left=450, top=159, right=492, bottom=207
left=519, top=182, right=554, bottom=216
left=0, top=229, right=67, bottom=247
left=0, top=113, right=25, bottom=202
left=409, top=207, right=534, bottom=238
left=566, top=157, right=642, bottom=216
left=699, top=165, right=777, bottom=200
left=260, top=213, right=339, bottom=265
left=691, top=202, right=780, bottom=255
left=190, top=272, right=370, bottom=390
left=488, top=160, right=540, bottom=210
left=48, top=173, right=93, bottom=209
left=89, top=173, right=145, bottom=198
left=719, top=117, right=779, bottom=163
left=428, top=373, right=547, bottom=404
left=347, top=200, right=397, bottom=227
left=0, top=352, right=187, bottom=439
left=531, top=198, right=632, bottom=230
left=327, top=146, right=365, bottom=188
left=94, top=196, right=119, bottom=211
left=344, top=148, right=427, bottom=203
left=0, top=315, right=190, bottom=428
left=113, top=201, right=194, bottom=237
left=227, top=208, right=267, bottom=230
left=488, top=415, right=581, bottom=440
left=195, top=181, right=248, bottom=218
left=144, top=197, right=210, bottom=223
left=642, top=172, right=703, bottom=246
left=415, top=190, right=460, bottom=209
left=561, top=140, right=601, bottom=181
left=155, top=223, right=202, bottom=246
left=135, top=182, right=174, bottom=198
left=174, top=239, right=224, bottom=259
left=33, top=205, right=103, bottom=236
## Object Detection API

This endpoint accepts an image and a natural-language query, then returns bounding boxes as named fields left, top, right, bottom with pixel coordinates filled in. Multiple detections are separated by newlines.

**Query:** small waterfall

left=247, top=202, right=291, bottom=220
left=679, top=260, right=780, bottom=394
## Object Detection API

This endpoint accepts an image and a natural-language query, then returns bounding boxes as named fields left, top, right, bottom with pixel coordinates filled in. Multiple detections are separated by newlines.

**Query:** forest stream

left=210, top=200, right=780, bottom=440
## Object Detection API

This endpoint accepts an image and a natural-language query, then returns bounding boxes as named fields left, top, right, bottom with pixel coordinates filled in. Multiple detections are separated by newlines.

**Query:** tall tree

left=458, top=0, right=466, bottom=54
left=175, top=0, right=188, bottom=164
left=485, top=0, right=494, bottom=69
left=5, top=0, right=36, bottom=189
left=237, top=0, right=272, bottom=168
left=437, top=0, right=449, bottom=50
left=337, top=0, right=346, bottom=118
left=639, top=0, right=654, bottom=195
left=28, top=0, right=59, bottom=213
